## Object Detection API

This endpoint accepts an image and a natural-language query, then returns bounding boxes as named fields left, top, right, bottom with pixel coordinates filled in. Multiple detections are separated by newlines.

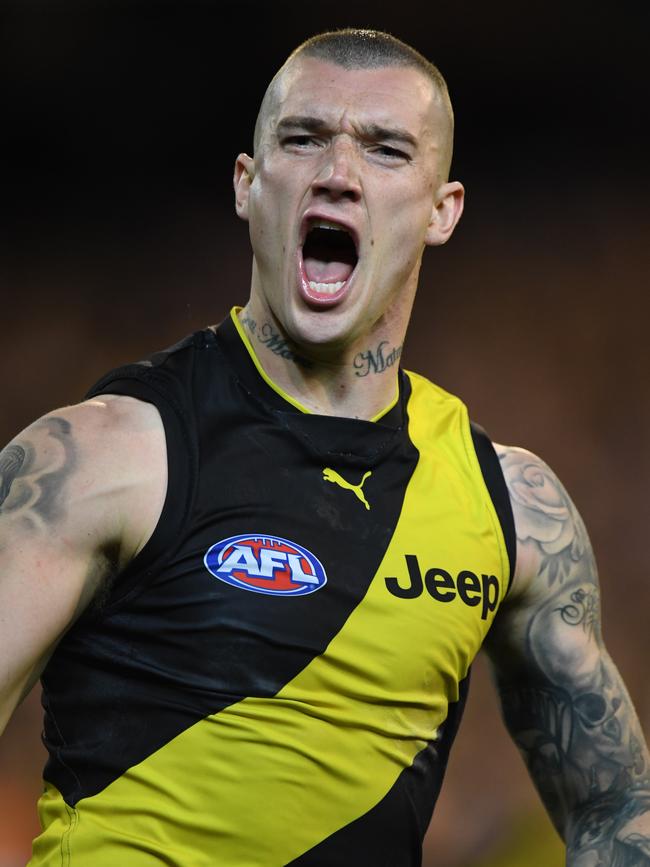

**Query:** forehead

left=270, top=57, right=439, bottom=140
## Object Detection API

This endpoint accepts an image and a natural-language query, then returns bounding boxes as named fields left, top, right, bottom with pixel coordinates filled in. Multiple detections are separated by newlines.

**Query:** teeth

left=311, top=220, right=347, bottom=232
left=308, top=281, right=345, bottom=295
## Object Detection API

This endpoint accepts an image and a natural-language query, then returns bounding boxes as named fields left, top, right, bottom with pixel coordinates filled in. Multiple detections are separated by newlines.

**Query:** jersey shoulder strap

left=469, top=422, right=516, bottom=594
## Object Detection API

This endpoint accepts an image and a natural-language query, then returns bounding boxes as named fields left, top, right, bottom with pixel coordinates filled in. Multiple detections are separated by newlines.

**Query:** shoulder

left=486, top=443, right=599, bottom=677
left=492, top=443, right=589, bottom=602
left=39, top=393, right=166, bottom=493
left=79, top=392, right=166, bottom=447
left=66, top=395, right=168, bottom=562
left=1, top=395, right=167, bottom=569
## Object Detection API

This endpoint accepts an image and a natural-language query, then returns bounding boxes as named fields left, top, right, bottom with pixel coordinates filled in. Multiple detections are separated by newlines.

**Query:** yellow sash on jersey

left=31, top=371, right=508, bottom=867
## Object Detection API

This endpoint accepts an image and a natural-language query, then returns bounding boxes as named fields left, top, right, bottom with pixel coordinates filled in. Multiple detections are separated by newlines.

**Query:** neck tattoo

left=241, top=314, right=311, bottom=368
left=353, top=341, right=403, bottom=377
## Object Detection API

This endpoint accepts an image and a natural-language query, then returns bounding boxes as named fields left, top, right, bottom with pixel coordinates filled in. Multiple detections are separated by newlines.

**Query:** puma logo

left=322, top=468, right=372, bottom=510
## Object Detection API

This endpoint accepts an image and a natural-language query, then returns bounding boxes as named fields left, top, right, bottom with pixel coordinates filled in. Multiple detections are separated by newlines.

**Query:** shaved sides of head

left=253, top=28, right=455, bottom=179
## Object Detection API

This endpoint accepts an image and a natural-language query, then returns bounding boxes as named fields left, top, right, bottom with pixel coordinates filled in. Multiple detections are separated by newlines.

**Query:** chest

left=120, top=396, right=505, bottom=708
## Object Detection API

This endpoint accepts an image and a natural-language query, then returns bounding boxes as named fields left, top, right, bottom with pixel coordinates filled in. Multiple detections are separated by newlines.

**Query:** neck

left=236, top=305, right=404, bottom=421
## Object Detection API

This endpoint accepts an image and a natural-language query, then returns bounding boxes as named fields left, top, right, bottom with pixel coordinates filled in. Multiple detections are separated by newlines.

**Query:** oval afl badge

left=204, top=534, right=327, bottom=596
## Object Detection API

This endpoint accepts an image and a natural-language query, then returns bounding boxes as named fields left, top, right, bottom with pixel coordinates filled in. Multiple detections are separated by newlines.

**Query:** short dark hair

left=289, top=29, right=449, bottom=105
left=253, top=28, right=454, bottom=176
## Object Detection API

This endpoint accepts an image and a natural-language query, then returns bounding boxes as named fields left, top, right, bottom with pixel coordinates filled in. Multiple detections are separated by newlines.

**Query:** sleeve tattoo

left=493, top=447, right=650, bottom=865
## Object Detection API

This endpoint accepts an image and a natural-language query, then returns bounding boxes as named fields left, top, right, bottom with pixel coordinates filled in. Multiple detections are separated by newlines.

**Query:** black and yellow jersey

left=30, top=308, right=515, bottom=866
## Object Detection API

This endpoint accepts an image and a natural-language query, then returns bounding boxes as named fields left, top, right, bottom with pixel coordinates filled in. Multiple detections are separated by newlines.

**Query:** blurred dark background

left=1, top=1, right=648, bottom=864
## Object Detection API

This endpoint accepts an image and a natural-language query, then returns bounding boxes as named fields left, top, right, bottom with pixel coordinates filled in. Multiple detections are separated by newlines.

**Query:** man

left=1, top=28, right=649, bottom=866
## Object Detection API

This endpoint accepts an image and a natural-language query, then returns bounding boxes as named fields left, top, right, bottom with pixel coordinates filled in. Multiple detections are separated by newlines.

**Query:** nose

left=311, top=136, right=362, bottom=202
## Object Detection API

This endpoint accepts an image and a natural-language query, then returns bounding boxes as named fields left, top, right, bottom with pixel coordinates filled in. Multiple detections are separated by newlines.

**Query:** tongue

left=304, top=257, right=353, bottom=284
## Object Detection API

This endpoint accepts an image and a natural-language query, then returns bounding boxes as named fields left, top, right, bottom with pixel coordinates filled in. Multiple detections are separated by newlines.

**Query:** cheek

left=249, top=168, right=298, bottom=232
left=379, top=185, right=431, bottom=240
left=248, top=185, right=282, bottom=248
left=373, top=202, right=430, bottom=272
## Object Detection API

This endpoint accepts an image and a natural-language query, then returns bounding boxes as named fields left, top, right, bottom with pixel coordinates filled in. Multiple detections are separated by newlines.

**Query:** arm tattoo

left=353, top=341, right=402, bottom=377
left=0, top=445, right=26, bottom=505
left=494, top=448, right=650, bottom=864
left=0, top=416, right=77, bottom=531
left=501, top=450, right=587, bottom=586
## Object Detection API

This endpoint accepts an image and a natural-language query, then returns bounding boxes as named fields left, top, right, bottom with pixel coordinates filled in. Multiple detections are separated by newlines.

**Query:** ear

left=234, top=153, right=255, bottom=221
left=424, top=181, right=465, bottom=247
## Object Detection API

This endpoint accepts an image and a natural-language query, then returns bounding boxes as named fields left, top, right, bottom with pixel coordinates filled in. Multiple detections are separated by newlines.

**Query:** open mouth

left=301, top=220, right=358, bottom=298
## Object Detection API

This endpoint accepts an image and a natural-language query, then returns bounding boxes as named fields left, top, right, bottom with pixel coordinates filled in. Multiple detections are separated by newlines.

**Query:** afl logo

left=204, top=534, right=327, bottom=596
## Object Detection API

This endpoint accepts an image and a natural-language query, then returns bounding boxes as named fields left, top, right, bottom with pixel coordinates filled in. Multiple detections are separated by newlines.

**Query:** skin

left=490, top=447, right=650, bottom=864
left=0, top=397, right=166, bottom=734
left=0, top=52, right=648, bottom=865
left=234, top=56, right=464, bottom=419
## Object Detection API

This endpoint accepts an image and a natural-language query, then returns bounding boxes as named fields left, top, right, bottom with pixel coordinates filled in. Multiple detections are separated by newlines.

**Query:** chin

left=287, top=305, right=372, bottom=356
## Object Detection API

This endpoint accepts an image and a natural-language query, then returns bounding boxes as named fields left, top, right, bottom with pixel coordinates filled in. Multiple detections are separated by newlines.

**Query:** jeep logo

left=385, top=554, right=500, bottom=621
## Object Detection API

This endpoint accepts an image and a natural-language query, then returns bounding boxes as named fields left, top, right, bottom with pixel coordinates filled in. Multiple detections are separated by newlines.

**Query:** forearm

left=566, top=785, right=650, bottom=866
left=499, top=667, right=650, bottom=865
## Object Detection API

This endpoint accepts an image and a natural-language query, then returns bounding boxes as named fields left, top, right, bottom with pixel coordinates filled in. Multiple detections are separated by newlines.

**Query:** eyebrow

left=276, top=116, right=418, bottom=150
left=276, top=116, right=329, bottom=135
left=362, top=123, right=418, bottom=150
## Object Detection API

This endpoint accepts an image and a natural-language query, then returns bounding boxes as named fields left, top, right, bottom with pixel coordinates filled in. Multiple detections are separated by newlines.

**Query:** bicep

left=0, top=414, right=115, bottom=732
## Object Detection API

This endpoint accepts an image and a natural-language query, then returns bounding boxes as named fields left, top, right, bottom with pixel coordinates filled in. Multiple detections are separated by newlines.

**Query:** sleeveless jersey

left=29, top=308, right=515, bottom=867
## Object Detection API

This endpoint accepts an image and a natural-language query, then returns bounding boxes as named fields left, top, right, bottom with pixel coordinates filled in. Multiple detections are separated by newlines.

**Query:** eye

left=371, top=145, right=411, bottom=163
left=281, top=135, right=320, bottom=150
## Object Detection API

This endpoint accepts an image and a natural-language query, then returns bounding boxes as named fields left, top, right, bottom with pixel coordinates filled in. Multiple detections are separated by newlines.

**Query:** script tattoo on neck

left=353, top=341, right=402, bottom=377
left=0, top=416, right=76, bottom=531
left=241, top=313, right=311, bottom=368
left=492, top=446, right=650, bottom=864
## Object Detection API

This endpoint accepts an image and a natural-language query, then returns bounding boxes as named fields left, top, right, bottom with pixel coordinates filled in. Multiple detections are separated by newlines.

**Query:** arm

left=0, top=396, right=166, bottom=734
left=486, top=445, right=650, bottom=866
